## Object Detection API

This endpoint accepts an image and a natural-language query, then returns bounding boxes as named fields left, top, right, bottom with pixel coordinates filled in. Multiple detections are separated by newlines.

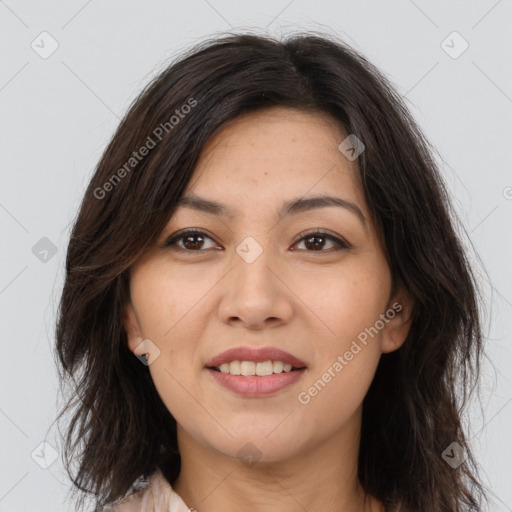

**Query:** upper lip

left=205, top=346, right=307, bottom=369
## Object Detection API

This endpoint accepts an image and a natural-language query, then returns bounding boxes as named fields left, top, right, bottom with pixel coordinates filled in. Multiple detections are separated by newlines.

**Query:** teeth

left=273, top=361, right=283, bottom=373
left=241, top=361, right=255, bottom=376
left=216, top=360, right=299, bottom=376
left=228, top=360, right=240, bottom=375
left=256, top=361, right=273, bottom=376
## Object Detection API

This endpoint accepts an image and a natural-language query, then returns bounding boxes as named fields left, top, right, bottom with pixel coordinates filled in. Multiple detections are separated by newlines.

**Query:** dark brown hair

left=55, top=31, right=488, bottom=511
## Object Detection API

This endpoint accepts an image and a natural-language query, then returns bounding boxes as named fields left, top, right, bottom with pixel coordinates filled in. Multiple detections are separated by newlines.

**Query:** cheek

left=296, top=351, right=379, bottom=435
left=145, top=332, right=203, bottom=427
left=129, top=266, right=208, bottom=409
left=295, top=264, right=389, bottom=417
left=130, top=262, right=209, bottom=340
left=300, top=265, right=390, bottom=351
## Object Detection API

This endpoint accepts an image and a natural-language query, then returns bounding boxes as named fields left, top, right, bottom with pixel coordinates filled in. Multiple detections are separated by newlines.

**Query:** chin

left=210, top=430, right=304, bottom=465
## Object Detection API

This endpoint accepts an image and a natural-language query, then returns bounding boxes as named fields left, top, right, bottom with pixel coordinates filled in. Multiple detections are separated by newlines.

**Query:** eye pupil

left=183, top=233, right=204, bottom=250
left=304, top=234, right=326, bottom=251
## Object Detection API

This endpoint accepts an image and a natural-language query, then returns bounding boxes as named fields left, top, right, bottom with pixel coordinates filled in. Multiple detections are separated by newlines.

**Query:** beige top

left=107, top=468, right=192, bottom=512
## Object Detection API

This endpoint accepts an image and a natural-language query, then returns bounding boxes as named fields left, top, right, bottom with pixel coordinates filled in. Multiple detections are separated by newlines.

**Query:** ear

left=380, top=288, right=414, bottom=354
left=123, top=302, right=145, bottom=356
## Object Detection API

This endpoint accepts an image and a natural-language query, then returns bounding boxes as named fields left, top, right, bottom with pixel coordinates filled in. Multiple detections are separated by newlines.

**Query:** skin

left=124, top=106, right=414, bottom=512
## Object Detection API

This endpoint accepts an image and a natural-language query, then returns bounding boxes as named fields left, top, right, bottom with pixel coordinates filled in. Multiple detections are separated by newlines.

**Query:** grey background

left=0, top=0, right=511, bottom=510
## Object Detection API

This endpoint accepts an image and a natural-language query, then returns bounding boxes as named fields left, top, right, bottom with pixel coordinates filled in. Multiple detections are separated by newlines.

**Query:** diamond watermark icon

left=134, top=338, right=161, bottom=365
left=441, top=31, right=469, bottom=59
left=441, top=441, right=466, bottom=469
left=236, top=236, right=263, bottom=264
left=237, top=442, right=262, bottom=467
left=31, top=441, right=58, bottom=469
left=338, top=134, right=365, bottom=161
left=31, top=31, right=59, bottom=59
left=32, top=237, right=58, bottom=263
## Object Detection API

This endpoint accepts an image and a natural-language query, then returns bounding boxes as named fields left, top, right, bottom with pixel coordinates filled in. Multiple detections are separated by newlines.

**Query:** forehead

left=203, top=106, right=346, bottom=151
left=187, top=107, right=364, bottom=205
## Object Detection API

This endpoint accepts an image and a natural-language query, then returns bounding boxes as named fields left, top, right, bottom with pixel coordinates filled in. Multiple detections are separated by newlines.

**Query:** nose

left=217, top=238, right=294, bottom=330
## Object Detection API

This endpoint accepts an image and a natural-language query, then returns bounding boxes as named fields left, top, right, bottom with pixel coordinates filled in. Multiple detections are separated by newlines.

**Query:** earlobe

left=381, top=292, right=414, bottom=354
left=123, top=303, right=144, bottom=354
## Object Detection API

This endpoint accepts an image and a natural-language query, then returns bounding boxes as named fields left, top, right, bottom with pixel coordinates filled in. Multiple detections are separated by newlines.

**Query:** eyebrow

left=175, top=193, right=367, bottom=226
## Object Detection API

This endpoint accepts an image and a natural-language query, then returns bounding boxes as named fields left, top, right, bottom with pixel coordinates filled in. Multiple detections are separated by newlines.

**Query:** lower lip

left=206, top=368, right=306, bottom=396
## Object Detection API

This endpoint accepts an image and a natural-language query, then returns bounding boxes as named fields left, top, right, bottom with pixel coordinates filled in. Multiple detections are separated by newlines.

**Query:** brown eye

left=164, top=230, right=218, bottom=252
left=164, top=229, right=350, bottom=254
left=292, top=231, right=350, bottom=252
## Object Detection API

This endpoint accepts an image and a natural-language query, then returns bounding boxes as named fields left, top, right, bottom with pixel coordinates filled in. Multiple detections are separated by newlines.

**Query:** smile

left=210, top=360, right=305, bottom=376
left=206, top=364, right=306, bottom=396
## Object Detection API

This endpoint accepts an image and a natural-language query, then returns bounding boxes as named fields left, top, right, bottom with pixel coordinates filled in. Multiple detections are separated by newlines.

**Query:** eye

left=164, top=229, right=219, bottom=252
left=164, top=228, right=350, bottom=253
left=292, top=229, right=350, bottom=253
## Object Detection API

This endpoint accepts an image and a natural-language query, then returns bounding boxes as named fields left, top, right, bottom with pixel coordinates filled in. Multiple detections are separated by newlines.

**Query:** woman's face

left=124, top=106, right=412, bottom=464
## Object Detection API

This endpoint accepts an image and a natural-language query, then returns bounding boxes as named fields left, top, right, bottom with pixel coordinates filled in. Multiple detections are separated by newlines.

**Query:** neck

left=172, top=410, right=384, bottom=512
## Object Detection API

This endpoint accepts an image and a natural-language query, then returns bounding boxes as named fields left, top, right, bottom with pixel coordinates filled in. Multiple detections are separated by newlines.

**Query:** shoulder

left=104, top=468, right=190, bottom=512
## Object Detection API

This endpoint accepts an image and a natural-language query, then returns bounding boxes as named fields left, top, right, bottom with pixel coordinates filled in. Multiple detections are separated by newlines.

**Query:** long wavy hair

left=55, top=31, right=489, bottom=511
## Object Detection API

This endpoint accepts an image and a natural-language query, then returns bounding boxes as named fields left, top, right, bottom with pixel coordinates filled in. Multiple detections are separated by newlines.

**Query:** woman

left=55, top=32, right=488, bottom=512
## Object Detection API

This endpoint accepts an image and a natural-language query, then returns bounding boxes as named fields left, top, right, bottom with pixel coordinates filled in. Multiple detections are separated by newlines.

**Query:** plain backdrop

left=0, top=1, right=511, bottom=510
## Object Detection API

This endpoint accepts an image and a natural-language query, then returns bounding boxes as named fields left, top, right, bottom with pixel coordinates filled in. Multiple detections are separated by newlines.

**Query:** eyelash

left=163, top=229, right=350, bottom=254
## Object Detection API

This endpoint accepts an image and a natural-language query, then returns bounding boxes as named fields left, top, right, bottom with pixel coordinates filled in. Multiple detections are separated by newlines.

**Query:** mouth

left=204, top=346, right=307, bottom=396
left=207, top=360, right=306, bottom=376
left=205, top=345, right=307, bottom=372
left=205, top=363, right=307, bottom=397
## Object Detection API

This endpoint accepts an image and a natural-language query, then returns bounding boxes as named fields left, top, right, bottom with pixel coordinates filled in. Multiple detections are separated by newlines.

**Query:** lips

left=205, top=346, right=307, bottom=370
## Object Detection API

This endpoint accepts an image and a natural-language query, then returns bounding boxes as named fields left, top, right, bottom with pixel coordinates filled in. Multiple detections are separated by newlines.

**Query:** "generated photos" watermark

left=297, top=301, right=402, bottom=404
left=94, top=97, right=198, bottom=200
